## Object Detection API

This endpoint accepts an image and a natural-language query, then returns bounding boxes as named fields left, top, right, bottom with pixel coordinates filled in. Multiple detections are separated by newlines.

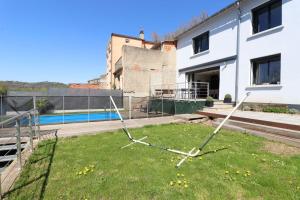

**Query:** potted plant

left=224, top=94, right=232, bottom=103
left=205, top=96, right=214, bottom=107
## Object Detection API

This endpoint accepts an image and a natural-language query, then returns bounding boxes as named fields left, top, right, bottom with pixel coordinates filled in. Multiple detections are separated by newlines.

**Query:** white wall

left=176, top=0, right=300, bottom=105
left=238, top=0, right=300, bottom=104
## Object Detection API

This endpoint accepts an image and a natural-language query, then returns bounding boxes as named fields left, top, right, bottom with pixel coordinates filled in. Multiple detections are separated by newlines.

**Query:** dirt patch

left=263, top=141, right=300, bottom=156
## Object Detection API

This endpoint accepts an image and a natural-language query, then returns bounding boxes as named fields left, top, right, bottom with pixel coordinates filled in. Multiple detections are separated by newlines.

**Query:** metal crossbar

left=110, top=92, right=250, bottom=167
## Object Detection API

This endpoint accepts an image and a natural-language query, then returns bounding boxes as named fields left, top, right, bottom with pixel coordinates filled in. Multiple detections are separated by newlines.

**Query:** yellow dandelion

left=177, top=173, right=180, bottom=177
left=177, top=180, right=182, bottom=185
left=236, top=170, right=240, bottom=174
left=169, top=181, right=174, bottom=186
left=225, top=171, right=229, bottom=174
left=199, top=156, right=203, bottom=160
left=184, top=184, right=188, bottom=188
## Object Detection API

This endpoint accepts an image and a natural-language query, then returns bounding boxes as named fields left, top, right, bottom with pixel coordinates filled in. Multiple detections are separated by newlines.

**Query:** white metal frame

left=110, top=92, right=250, bottom=167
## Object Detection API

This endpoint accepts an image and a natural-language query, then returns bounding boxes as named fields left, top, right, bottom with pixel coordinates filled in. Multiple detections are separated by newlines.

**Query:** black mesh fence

left=0, top=95, right=205, bottom=125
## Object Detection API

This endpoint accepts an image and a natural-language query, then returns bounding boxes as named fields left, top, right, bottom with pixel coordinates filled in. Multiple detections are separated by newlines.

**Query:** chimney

left=139, top=30, right=145, bottom=40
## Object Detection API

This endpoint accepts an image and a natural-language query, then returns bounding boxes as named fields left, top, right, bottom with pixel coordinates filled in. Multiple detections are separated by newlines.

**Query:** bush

left=205, top=96, right=214, bottom=107
left=0, top=85, right=7, bottom=95
left=262, top=106, right=295, bottom=114
left=224, top=94, right=232, bottom=103
left=36, top=98, right=53, bottom=114
left=224, top=94, right=231, bottom=99
left=206, top=96, right=214, bottom=102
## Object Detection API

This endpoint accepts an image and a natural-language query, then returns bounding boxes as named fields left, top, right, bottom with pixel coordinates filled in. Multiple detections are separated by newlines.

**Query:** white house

left=176, top=0, right=300, bottom=109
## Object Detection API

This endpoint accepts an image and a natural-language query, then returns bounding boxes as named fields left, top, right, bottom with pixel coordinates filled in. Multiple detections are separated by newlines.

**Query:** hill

left=0, top=81, right=68, bottom=91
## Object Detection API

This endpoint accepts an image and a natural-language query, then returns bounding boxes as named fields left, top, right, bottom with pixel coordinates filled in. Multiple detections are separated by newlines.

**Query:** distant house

left=88, top=74, right=108, bottom=89
left=69, top=83, right=100, bottom=89
left=105, top=31, right=156, bottom=90
left=176, top=0, right=300, bottom=109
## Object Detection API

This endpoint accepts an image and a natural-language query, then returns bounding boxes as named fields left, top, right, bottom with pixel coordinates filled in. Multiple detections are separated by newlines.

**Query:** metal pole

left=36, top=112, right=41, bottom=140
left=207, top=83, right=210, bottom=98
left=88, top=95, right=90, bottom=123
left=195, top=82, right=197, bottom=100
left=15, top=119, right=22, bottom=169
left=0, top=95, right=3, bottom=128
left=62, top=96, right=65, bottom=124
left=33, top=96, right=37, bottom=135
left=0, top=173, right=2, bottom=200
left=129, top=96, right=132, bottom=120
left=109, top=96, right=112, bottom=120
left=161, top=95, right=163, bottom=117
left=199, top=92, right=250, bottom=150
left=146, top=96, right=149, bottom=118
left=28, top=114, right=34, bottom=151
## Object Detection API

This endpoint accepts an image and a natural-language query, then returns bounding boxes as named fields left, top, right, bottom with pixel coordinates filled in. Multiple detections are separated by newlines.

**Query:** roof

left=178, top=55, right=237, bottom=73
left=175, top=0, right=241, bottom=39
left=111, top=33, right=156, bottom=44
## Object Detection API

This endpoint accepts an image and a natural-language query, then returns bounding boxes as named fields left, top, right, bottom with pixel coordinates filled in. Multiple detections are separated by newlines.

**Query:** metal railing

left=0, top=109, right=40, bottom=199
left=151, top=82, right=210, bottom=100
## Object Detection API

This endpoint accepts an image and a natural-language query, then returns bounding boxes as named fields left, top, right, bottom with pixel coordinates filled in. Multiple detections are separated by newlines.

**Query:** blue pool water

left=39, top=112, right=120, bottom=125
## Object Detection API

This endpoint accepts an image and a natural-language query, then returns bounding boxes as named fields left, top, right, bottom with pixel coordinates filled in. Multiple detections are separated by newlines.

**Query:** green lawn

left=6, top=123, right=300, bottom=200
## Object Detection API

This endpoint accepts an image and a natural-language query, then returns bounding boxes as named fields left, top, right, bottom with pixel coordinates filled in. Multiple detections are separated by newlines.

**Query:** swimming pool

left=39, top=112, right=120, bottom=125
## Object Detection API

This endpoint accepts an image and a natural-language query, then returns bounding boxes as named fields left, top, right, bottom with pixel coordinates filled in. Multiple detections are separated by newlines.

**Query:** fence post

left=161, top=95, right=164, bottom=117
left=195, top=83, right=197, bottom=101
left=207, top=83, right=210, bottom=98
left=62, top=95, right=65, bottom=124
left=0, top=95, right=3, bottom=129
left=33, top=96, right=37, bottom=135
left=28, top=114, right=34, bottom=151
left=15, top=119, right=22, bottom=170
left=147, top=96, right=149, bottom=118
left=129, top=96, right=132, bottom=120
left=0, top=172, right=2, bottom=200
left=109, top=96, right=112, bottom=120
left=88, top=95, right=90, bottom=123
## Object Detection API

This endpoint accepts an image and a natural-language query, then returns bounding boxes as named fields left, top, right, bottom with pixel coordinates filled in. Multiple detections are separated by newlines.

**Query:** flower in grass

left=199, top=156, right=203, bottom=160
left=236, top=170, right=240, bottom=174
left=184, top=184, right=188, bottom=188
left=177, top=173, right=180, bottom=177
left=177, top=180, right=182, bottom=185
left=225, top=171, right=229, bottom=174
left=297, top=186, right=300, bottom=190
left=169, top=181, right=174, bottom=186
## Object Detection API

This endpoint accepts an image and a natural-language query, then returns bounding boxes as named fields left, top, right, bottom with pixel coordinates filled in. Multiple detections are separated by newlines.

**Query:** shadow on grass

left=4, top=130, right=58, bottom=200
left=195, top=147, right=229, bottom=157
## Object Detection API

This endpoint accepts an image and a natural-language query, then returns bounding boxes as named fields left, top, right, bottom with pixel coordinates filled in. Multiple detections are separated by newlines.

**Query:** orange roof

left=69, top=83, right=100, bottom=89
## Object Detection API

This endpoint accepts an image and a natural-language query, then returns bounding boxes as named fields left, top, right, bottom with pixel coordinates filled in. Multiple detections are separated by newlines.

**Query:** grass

left=6, top=123, right=300, bottom=199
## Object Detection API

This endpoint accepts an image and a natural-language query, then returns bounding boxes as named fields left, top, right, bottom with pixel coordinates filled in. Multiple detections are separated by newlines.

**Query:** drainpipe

left=234, top=0, right=241, bottom=105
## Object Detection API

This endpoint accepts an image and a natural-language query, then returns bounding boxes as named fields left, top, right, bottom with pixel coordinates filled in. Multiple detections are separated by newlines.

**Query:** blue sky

left=0, top=0, right=235, bottom=83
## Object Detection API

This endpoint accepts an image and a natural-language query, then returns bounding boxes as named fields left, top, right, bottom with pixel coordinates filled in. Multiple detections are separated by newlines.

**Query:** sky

left=0, top=0, right=235, bottom=84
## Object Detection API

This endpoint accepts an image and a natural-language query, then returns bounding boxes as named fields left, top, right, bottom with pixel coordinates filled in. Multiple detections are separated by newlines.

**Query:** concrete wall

left=122, top=46, right=176, bottom=97
left=176, top=0, right=300, bottom=105
left=105, top=35, right=155, bottom=89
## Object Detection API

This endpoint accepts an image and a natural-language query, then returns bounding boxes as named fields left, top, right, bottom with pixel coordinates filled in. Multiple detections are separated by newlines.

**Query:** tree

left=163, top=11, right=208, bottom=40
left=0, top=84, right=7, bottom=95
left=151, top=32, right=161, bottom=43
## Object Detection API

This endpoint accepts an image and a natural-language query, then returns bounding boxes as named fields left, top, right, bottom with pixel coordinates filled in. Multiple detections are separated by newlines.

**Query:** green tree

left=0, top=84, right=7, bottom=95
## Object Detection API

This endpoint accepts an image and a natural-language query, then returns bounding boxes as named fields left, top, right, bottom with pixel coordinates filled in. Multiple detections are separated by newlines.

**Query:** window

left=252, top=54, right=281, bottom=85
left=193, top=31, right=209, bottom=54
left=252, top=0, right=282, bottom=34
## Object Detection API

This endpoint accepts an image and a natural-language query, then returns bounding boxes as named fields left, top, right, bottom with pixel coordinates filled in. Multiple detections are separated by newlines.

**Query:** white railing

left=151, top=82, right=210, bottom=100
